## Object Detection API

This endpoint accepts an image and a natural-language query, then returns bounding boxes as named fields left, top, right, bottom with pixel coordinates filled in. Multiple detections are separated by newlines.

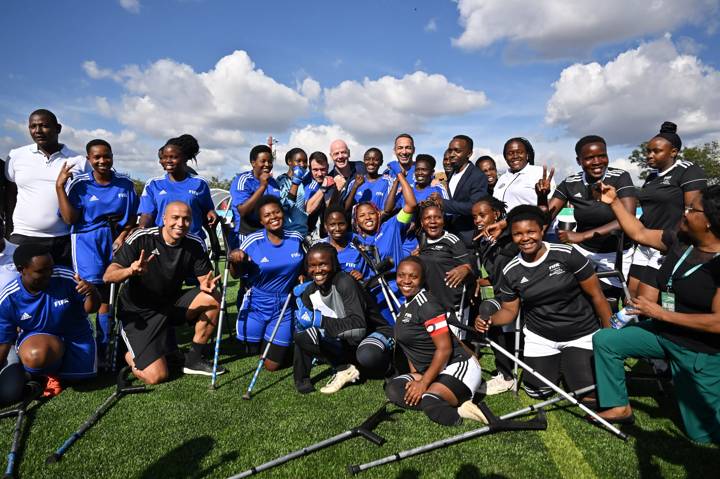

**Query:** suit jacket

left=444, top=162, right=488, bottom=247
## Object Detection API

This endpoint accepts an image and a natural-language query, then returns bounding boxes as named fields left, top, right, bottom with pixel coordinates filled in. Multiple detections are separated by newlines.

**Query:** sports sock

left=97, top=312, right=111, bottom=344
left=420, top=393, right=461, bottom=426
left=186, top=342, right=205, bottom=363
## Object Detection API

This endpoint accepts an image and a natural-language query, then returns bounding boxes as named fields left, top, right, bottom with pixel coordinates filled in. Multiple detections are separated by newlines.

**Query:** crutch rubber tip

left=348, top=464, right=360, bottom=475
left=242, top=392, right=251, bottom=400
left=46, top=453, right=61, bottom=464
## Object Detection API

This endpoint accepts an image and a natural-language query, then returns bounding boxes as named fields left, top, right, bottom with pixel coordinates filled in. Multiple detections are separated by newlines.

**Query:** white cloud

left=424, top=18, right=437, bottom=33
left=453, top=0, right=718, bottom=57
left=285, top=124, right=367, bottom=159
left=323, top=71, right=488, bottom=142
left=94, top=97, right=113, bottom=117
left=119, top=0, right=140, bottom=14
left=546, top=35, right=720, bottom=145
left=84, top=51, right=315, bottom=147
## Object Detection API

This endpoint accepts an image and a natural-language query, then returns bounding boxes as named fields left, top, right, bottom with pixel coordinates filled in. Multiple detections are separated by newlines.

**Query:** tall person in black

left=385, top=257, right=487, bottom=426
left=475, top=206, right=612, bottom=399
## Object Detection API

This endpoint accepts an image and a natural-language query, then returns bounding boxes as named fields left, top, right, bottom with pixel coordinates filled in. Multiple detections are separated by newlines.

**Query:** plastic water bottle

left=610, top=307, right=637, bottom=329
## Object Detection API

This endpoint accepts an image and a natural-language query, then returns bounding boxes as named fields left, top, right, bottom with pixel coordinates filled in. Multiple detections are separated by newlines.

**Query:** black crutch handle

left=119, top=386, right=148, bottom=395
left=356, top=428, right=386, bottom=446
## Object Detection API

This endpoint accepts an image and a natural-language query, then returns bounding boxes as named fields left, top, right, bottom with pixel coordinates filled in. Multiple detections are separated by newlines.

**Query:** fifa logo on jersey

left=291, top=252, right=302, bottom=258
left=346, top=262, right=357, bottom=268
left=548, top=262, right=565, bottom=277
left=402, top=312, right=412, bottom=323
left=117, top=192, right=128, bottom=198
left=53, top=298, right=70, bottom=307
left=188, top=190, right=199, bottom=196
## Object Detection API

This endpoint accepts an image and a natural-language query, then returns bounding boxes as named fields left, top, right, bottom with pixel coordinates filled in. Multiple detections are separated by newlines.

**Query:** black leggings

left=521, top=347, right=595, bottom=399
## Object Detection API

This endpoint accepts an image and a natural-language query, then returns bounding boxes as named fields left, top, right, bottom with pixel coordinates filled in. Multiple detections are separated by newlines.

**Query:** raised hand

left=74, top=273, right=95, bottom=296
left=199, top=271, right=222, bottom=294
left=353, top=173, right=365, bottom=188
left=535, top=164, right=555, bottom=197
left=259, top=171, right=272, bottom=186
left=597, top=182, right=617, bottom=205
left=56, top=162, right=74, bottom=189
left=228, top=249, right=247, bottom=264
left=129, top=249, right=155, bottom=276
left=206, top=210, right=219, bottom=227
left=334, top=175, right=346, bottom=191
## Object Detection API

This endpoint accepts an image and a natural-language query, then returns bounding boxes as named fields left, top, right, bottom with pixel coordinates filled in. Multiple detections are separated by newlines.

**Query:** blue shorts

left=72, top=228, right=113, bottom=284
left=18, top=332, right=97, bottom=380
left=236, top=288, right=293, bottom=347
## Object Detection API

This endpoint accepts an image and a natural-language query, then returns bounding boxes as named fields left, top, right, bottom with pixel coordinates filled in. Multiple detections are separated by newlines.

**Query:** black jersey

left=419, top=231, right=473, bottom=310
left=474, top=230, right=518, bottom=288
left=113, top=227, right=212, bottom=311
left=300, top=271, right=391, bottom=339
left=394, top=289, right=470, bottom=373
left=638, top=160, right=706, bottom=230
left=651, top=230, right=720, bottom=354
left=497, top=243, right=598, bottom=342
left=553, top=167, right=636, bottom=253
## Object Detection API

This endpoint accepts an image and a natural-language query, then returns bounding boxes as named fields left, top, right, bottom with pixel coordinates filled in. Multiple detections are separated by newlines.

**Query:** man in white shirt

left=4, top=109, right=90, bottom=266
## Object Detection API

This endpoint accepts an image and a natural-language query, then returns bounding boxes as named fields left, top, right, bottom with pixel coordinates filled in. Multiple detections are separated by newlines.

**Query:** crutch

left=450, top=319, right=628, bottom=440
left=352, top=240, right=401, bottom=320
left=46, top=367, right=148, bottom=464
left=229, top=403, right=391, bottom=478
left=210, top=206, right=233, bottom=389
left=2, top=382, right=43, bottom=479
left=104, top=282, right=118, bottom=371
left=513, top=307, right=521, bottom=395
left=242, top=292, right=292, bottom=400
left=348, top=386, right=593, bottom=474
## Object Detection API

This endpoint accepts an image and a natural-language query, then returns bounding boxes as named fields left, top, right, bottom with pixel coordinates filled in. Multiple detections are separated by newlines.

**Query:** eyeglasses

left=684, top=206, right=705, bottom=214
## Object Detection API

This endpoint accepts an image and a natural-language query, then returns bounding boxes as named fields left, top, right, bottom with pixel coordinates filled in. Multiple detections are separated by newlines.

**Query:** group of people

left=0, top=109, right=718, bottom=444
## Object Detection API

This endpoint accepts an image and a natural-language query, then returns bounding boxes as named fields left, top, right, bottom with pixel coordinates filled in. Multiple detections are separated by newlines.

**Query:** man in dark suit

left=436, top=135, right=488, bottom=247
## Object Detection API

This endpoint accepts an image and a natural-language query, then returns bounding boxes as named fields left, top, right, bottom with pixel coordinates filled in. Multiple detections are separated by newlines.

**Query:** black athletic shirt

left=300, top=271, right=391, bottom=340
left=394, top=289, right=470, bottom=373
left=113, top=227, right=212, bottom=311
left=419, top=231, right=473, bottom=310
left=474, top=230, right=518, bottom=288
left=553, top=167, right=636, bottom=253
left=650, top=230, right=720, bottom=354
left=497, top=243, right=598, bottom=342
left=638, top=160, right=706, bottom=230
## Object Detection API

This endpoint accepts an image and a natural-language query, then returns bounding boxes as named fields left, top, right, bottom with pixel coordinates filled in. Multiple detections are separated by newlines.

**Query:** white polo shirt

left=493, top=164, right=554, bottom=212
left=5, top=144, right=89, bottom=237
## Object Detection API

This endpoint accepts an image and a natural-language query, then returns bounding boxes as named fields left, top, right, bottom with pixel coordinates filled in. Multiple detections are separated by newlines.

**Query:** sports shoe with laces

left=484, top=373, right=515, bottom=396
left=320, top=364, right=360, bottom=394
left=457, top=400, right=489, bottom=424
left=183, top=354, right=226, bottom=376
left=42, top=375, right=63, bottom=398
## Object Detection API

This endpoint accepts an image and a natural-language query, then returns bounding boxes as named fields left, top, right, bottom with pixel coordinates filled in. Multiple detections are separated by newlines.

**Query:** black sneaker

left=183, top=354, right=227, bottom=376
left=295, top=378, right=315, bottom=394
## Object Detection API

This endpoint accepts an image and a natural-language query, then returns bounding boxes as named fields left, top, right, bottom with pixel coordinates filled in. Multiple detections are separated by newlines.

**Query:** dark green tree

left=627, top=140, right=719, bottom=184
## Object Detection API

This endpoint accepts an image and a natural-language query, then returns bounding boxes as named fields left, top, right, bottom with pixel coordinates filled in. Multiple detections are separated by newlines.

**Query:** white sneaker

left=320, top=364, right=360, bottom=394
left=484, top=374, right=515, bottom=396
left=457, top=401, right=488, bottom=424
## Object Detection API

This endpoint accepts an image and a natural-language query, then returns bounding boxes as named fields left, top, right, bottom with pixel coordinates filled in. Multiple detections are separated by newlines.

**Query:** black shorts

left=118, top=287, right=202, bottom=370
left=10, top=233, right=72, bottom=267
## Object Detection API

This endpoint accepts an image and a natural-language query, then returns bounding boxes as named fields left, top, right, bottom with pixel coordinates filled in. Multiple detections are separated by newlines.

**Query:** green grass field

left=2, top=275, right=718, bottom=479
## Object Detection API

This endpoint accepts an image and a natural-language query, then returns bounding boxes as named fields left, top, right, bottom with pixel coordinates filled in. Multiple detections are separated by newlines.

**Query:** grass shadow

left=139, top=435, right=215, bottom=479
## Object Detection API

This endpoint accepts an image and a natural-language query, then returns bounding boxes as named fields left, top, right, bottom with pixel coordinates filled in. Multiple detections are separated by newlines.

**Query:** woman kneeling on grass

left=384, top=256, right=488, bottom=426
left=594, top=183, right=720, bottom=443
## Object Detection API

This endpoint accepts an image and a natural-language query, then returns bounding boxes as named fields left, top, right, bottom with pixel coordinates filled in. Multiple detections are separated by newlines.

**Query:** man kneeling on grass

left=103, top=201, right=224, bottom=385
left=0, top=244, right=100, bottom=397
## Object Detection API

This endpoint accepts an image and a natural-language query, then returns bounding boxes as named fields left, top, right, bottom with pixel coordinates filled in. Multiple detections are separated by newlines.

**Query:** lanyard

left=667, top=246, right=718, bottom=290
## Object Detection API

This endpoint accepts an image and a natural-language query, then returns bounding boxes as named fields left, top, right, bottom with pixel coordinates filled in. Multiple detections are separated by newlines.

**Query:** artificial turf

left=2, top=275, right=718, bottom=479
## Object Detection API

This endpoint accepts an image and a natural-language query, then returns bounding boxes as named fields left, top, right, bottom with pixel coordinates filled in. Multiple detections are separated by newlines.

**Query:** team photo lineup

left=0, top=106, right=718, bottom=476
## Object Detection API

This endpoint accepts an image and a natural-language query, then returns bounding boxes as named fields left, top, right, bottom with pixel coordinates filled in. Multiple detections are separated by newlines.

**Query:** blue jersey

left=230, top=171, right=282, bottom=235
left=321, top=235, right=369, bottom=278
left=65, top=172, right=139, bottom=234
left=277, top=173, right=308, bottom=235
left=355, top=215, right=410, bottom=272
left=240, top=229, right=304, bottom=295
left=350, top=176, right=392, bottom=210
left=384, top=161, right=416, bottom=187
left=138, top=174, right=214, bottom=238
left=0, top=267, right=92, bottom=344
left=396, top=184, right=448, bottom=208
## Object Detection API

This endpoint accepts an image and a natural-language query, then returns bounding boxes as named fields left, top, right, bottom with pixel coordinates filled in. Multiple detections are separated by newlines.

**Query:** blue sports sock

left=97, top=313, right=112, bottom=345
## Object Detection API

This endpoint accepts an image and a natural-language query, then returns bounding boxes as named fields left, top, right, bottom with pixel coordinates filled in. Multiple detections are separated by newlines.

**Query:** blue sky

left=1, top=0, right=719, bottom=181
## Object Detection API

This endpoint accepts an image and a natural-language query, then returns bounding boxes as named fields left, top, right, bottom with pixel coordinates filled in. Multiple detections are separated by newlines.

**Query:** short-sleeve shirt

left=493, top=164, right=553, bottom=213
left=276, top=173, right=308, bottom=236
left=394, top=289, right=470, bottom=373
left=498, top=243, right=598, bottom=342
left=240, top=229, right=304, bottom=295
left=138, top=174, right=214, bottom=239
left=0, top=267, right=91, bottom=344
left=5, top=144, right=90, bottom=237
left=113, top=227, right=212, bottom=311
left=651, top=230, right=720, bottom=354
left=355, top=214, right=410, bottom=272
left=320, top=235, right=369, bottom=279
left=419, top=231, right=472, bottom=310
left=229, top=171, right=282, bottom=236
left=65, top=172, right=139, bottom=234
left=638, top=160, right=706, bottom=230
left=349, top=176, right=392, bottom=211
left=553, top=168, right=636, bottom=253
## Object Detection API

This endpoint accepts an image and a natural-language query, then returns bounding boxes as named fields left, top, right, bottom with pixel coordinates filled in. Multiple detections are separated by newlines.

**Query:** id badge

left=661, top=291, right=676, bottom=312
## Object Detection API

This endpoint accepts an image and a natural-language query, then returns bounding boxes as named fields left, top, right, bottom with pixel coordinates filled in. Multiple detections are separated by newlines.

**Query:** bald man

left=104, top=201, right=224, bottom=385
left=329, top=139, right=366, bottom=201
